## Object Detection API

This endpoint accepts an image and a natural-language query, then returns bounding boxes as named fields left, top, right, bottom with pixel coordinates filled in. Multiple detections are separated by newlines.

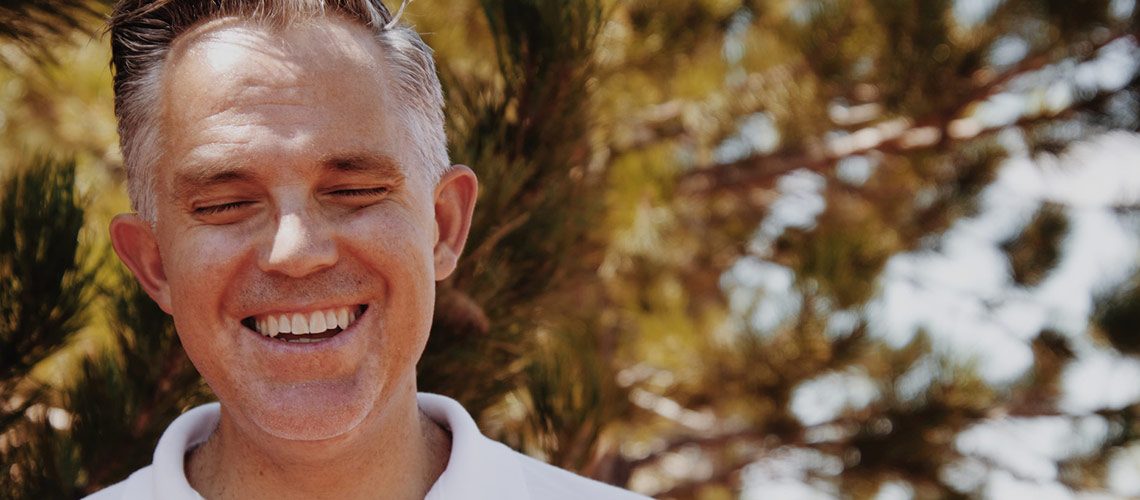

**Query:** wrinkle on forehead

left=158, top=15, right=398, bottom=158
left=166, top=18, right=384, bottom=99
left=169, top=15, right=382, bottom=73
left=150, top=14, right=428, bottom=206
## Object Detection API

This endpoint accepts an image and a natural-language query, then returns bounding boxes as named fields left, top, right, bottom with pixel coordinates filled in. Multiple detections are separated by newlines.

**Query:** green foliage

left=1, top=418, right=83, bottom=499
left=590, top=0, right=1140, bottom=496
left=1095, top=275, right=1140, bottom=355
left=0, top=0, right=110, bottom=63
left=0, top=157, right=92, bottom=386
left=424, top=0, right=613, bottom=434
left=1002, top=203, right=1069, bottom=286
left=0, top=157, right=92, bottom=497
left=3, top=0, right=1140, bottom=498
left=1030, top=0, right=1116, bottom=39
left=513, top=320, right=622, bottom=470
left=777, top=196, right=897, bottom=308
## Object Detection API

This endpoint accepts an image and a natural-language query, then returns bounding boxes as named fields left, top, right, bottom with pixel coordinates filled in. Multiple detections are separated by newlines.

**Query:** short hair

left=109, top=0, right=447, bottom=221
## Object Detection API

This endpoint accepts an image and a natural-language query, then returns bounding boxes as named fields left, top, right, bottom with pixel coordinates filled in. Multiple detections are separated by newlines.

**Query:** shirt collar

left=149, top=394, right=530, bottom=499
left=152, top=402, right=218, bottom=500
left=419, top=393, right=530, bottom=500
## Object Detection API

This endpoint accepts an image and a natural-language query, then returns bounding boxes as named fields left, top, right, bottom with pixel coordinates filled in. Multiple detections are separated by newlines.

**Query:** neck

left=187, top=388, right=451, bottom=500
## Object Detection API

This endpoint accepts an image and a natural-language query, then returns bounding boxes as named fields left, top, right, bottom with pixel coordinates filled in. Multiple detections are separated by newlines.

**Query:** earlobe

left=109, top=214, right=173, bottom=313
left=432, top=165, right=478, bottom=280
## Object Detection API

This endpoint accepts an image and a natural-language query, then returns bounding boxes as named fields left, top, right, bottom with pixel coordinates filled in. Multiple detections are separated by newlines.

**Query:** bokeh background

left=2, top=0, right=1140, bottom=498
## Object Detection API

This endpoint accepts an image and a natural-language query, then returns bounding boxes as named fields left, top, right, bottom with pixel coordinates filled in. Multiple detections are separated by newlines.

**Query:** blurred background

left=1, top=0, right=1139, bottom=498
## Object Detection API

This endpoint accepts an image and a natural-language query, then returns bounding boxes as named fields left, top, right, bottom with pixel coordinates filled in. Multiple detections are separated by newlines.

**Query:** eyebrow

left=319, top=153, right=404, bottom=180
left=171, top=164, right=254, bottom=203
left=170, top=152, right=406, bottom=201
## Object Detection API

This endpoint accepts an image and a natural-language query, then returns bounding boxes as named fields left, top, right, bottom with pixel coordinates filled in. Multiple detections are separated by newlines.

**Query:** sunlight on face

left=154, top=17, right=439, bottom=442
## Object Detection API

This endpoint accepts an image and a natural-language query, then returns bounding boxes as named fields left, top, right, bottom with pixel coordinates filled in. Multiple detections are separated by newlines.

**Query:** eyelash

left=331, top=187, right=390, bottom=197
left=193, top=187, right=388, bottom=216
left=195, top=201, right=251, bottom=215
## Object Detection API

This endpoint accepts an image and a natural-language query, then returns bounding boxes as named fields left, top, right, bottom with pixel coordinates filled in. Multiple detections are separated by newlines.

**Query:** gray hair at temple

left=108, top=0, right=447, bottom=222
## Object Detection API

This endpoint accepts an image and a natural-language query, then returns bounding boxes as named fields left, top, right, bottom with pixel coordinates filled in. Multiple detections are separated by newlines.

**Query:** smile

left=241, top=305, right=367, bottom=344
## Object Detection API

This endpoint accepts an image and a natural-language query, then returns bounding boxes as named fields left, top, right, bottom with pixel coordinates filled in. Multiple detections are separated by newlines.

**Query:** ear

left=109, top=213, right=174, bottom=314
left=432, top=165, right=478, bottom=280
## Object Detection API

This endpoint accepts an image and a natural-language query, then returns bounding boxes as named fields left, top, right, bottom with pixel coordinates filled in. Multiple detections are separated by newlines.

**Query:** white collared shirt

left=84, top=393, right=646, bottom=499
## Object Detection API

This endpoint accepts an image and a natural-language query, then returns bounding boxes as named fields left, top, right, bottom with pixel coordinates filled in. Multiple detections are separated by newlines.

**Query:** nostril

left=259, top=211, right=339, bottom=277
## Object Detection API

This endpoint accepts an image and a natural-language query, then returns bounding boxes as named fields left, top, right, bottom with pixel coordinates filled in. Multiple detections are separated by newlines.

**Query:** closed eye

left=194, top=200, right=254, bottom=215
left=330, top=187, right=390, bottom=197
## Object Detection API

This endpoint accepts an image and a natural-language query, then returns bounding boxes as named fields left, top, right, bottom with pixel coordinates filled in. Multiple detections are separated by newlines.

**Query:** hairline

left=118, top=8, right=448, bottom=223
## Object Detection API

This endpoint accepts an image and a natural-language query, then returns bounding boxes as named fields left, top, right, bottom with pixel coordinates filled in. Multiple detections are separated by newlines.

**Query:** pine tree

left=3, top=0, right=1140, bottom=498
left=2, top=0, right=630, bottom=496
left=0, top=158, right=95, bottom=498
left=579, top=0, right=1140, bottom=497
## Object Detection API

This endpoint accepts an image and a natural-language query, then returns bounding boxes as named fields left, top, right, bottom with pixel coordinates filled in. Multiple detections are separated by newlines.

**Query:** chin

left=238, top=375, right=382, bottom=442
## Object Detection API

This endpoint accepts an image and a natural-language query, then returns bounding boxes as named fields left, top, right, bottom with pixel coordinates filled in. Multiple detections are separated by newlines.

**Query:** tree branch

left=675, top=32, right=1137, bottom=198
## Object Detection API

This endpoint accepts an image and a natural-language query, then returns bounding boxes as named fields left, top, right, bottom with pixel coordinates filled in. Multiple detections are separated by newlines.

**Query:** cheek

left=161, top=227, right=252, bottom=309
left=346, top=206, right=437, bottom=324
left=159, top=228, right=257, bottom=392
left=348, top=203, right=436, bottom=273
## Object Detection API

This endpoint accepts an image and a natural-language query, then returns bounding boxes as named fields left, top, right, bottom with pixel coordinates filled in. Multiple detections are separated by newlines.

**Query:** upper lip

left=236, top=301, right=368, bottom=320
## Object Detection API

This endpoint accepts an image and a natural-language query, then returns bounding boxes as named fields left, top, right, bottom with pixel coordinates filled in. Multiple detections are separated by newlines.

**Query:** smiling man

left=89, top=1, right=645, bottom=499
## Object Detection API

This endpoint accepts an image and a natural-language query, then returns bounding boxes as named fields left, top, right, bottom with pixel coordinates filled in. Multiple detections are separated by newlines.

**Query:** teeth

left=251, top=306, right=360, bottom=338
left=291, top=313, right=309, bottom=334
left=310, top=311, right=327, bottom=333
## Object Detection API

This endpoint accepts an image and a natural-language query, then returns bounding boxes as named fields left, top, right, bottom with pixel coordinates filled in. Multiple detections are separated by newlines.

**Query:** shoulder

left=417, top=393, right=648, bottom=500
left=81, top=466, right=155, bottom=500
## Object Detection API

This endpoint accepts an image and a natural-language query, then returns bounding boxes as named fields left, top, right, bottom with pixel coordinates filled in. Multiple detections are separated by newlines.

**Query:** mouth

left=241, top=305, right=367, bottom=344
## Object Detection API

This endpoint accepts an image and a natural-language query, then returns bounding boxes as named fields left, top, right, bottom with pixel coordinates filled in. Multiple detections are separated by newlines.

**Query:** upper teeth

left=253, top=306, right=357, bottom=337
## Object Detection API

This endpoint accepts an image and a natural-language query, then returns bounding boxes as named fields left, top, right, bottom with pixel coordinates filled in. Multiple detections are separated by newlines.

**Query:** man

left=90, top=1, right=645, bottom=498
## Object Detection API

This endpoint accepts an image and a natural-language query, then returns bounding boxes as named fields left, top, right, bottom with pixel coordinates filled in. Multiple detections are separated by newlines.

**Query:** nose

left=259, top=209, right=338, bottom=277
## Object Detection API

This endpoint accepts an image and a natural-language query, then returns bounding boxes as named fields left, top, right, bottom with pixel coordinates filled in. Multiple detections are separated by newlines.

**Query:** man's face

left=110, top=17, right=475, bottom=441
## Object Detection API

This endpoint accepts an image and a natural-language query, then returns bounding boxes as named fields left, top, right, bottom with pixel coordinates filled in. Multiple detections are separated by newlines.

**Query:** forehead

left=157, top=16, right=409, bottom=184
left=169, top=15, right=383, bottom=87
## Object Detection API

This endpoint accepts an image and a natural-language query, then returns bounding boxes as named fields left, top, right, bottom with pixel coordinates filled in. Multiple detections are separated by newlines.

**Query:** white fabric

left=85, top=393, right=646, bottom=499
